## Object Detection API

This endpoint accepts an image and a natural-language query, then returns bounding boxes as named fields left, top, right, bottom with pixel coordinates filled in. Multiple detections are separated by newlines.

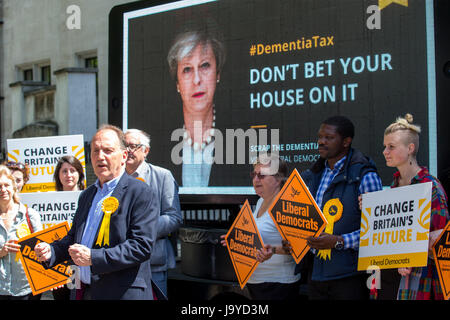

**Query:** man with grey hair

left=124, top=128, right=182, bottom=297
left=35, top=124, right=159, bottom=300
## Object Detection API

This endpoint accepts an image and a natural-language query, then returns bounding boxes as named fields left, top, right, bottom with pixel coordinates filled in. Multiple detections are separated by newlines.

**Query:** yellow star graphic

left=379, top=0, right=408, bottom=10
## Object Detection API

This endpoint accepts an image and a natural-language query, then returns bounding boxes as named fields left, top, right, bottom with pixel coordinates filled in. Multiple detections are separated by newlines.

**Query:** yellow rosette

left=96, top=197, right=119, bottom=247
left=16, top=223, right=31, bottom=239
left=317, top=198, right=343, bottom=260
left=15, top=223, right=31, bottom=261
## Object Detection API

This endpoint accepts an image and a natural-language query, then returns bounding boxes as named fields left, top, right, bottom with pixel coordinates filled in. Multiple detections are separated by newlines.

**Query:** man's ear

left=343, top=137, right=352, bottom=149
left=122, top=149, right=128, bottom=165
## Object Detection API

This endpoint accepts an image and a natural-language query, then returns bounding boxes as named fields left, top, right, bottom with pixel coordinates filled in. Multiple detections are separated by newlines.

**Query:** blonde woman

left=0, top=165, right=42, bottom=300
left=380, top=114, right=449, bottom=300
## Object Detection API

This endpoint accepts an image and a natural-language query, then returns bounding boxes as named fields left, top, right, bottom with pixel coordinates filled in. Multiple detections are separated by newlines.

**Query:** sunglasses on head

left=5, top=161, right=25, bottom=170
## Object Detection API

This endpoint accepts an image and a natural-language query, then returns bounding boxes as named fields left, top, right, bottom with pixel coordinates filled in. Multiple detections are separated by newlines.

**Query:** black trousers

left=377, top=268, right=401, bottom=300
left=0, top=293, right=38, bottom=300
left=246, top=281, right=300, bottom=300
left=308, top=274, right=369, bottom=300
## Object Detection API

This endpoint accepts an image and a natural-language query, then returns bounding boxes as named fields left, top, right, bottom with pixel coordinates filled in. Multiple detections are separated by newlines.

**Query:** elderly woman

left=379, top=114, right=449, bottom=300
left=3, top=161, right=29, bottom=192
left=0, top=165, right=42, bottom=300
left=167, top=24, right=226, bottom=187
left=222, top=154, right=301, bottom=300
left=54, top=156, right=85, bottom=192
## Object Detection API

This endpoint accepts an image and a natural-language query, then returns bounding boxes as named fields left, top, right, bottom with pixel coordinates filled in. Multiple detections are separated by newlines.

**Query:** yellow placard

left=225, top=200, right=264, bottom=289
left=432, top=221, right=450, bottom=300
left=21, top=182, right=56, bottom=193
left=358, top=183, right=432, bottom=271
left=18, top=222, right=72, bottom=295
left=268, top=169, right=327, bottom=264
left=358, top=252, right=428, bottom=271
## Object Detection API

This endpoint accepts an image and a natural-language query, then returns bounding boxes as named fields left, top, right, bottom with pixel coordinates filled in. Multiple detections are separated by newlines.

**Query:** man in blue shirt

left=35, top=125, right=159, bottom=300
left=301, top=116, right=383, bottom=300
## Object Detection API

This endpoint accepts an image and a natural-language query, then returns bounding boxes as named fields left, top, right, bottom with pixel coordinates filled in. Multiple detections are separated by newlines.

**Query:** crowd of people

left=0, top=113, right=448, bottom=300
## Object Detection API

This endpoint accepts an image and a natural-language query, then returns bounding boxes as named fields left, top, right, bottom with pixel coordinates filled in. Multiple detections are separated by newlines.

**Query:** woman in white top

left=0, top=165, right=42, bottom=300
left=223, top=154, right=301, bottom=300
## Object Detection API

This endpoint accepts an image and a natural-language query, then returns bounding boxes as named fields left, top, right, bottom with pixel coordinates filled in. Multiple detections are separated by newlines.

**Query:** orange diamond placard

left=225, top=200, right=264, bottom=289
left=18, top=222, right=72, bottom=295
left=432, top=221, right=450, bottom=300
left=268, top=169, right=327, bottom=264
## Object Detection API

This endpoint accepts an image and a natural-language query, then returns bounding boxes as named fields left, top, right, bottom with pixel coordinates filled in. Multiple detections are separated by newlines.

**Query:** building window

left=23, top=69, right=33, bottom=81
left=85, top=57, right=99, bottom=127
left=41, top=65, right=51, bottom=84
left=85, top=57, right=98, bottom=69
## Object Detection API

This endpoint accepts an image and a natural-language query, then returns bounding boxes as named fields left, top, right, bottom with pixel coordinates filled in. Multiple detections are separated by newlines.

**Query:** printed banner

left=358, top=182, right=432, bottom=271
left=18, top=222, right=72, bottom=295
left=432, top=221, right=450, bottom=300
left=225, top=200, right=264, bottom=289
left=115, top=0, right=434, bottom=193
left=268, top=169, right=327, bottom=264
left=20, top=191, right=81, bottom=229
left=7, top=134, right=85, bottom=193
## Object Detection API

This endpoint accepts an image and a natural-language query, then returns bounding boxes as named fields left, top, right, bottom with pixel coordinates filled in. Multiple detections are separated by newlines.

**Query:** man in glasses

left=124, top=129, right=182, bottom=297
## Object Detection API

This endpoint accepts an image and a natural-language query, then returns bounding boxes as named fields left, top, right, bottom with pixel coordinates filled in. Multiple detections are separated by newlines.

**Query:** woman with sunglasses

left=0, top=165, right=43, bottom=300
left=2, top=162, right=29, bottom=192
left=222, top=154, right=300, bottom=300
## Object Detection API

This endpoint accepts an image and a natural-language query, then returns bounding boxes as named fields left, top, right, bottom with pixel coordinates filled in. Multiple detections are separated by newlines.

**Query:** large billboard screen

left=109, top=0, right=437, bottom=195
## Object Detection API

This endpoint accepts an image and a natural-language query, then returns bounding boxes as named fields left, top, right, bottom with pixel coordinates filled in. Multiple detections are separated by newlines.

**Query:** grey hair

left=125, top=129, right=151, bottom=149
left=167, top=25, right=226, bottom=81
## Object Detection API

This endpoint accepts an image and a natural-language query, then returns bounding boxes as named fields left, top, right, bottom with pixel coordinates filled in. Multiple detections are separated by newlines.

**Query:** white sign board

left=358, top=182, right=432, bottom=271
left=7, top=135, right=85, bottom=193
left=20, top=191, right=81, bottom=229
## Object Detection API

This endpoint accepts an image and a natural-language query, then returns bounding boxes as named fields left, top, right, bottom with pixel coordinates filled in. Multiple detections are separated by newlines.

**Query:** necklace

left=183, top=107, right=216, bottom=151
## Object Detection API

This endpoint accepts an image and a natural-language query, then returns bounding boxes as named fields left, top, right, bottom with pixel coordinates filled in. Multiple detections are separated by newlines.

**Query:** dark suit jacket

left=135, top=162, right=182, bottom=271
left=48, top=172, right=158, bottom=300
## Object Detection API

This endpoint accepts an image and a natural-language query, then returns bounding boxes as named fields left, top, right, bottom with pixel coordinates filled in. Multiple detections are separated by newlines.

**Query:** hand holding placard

left=18, top=222, right=72, bottom=295
left=224, top=200, right=264, bottom=289
left=268, top=169, right=327, bottom=264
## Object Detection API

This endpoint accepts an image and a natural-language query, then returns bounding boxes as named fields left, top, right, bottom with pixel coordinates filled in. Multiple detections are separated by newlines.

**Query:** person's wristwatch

left=334, top=237, right=344, bottom=250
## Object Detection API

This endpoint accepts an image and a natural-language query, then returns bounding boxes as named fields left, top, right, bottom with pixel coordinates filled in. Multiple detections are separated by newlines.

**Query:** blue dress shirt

left=79, top=174, right=122, bottom=284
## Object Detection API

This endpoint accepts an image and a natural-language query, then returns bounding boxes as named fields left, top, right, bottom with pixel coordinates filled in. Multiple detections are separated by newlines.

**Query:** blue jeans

left=151, top=270, right=168, bottom=297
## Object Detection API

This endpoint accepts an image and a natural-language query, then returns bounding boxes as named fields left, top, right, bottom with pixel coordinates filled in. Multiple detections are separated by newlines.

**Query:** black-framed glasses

left=126, top=144, right=144, bottom=152
left=250, top=171, right=276, bottom=180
